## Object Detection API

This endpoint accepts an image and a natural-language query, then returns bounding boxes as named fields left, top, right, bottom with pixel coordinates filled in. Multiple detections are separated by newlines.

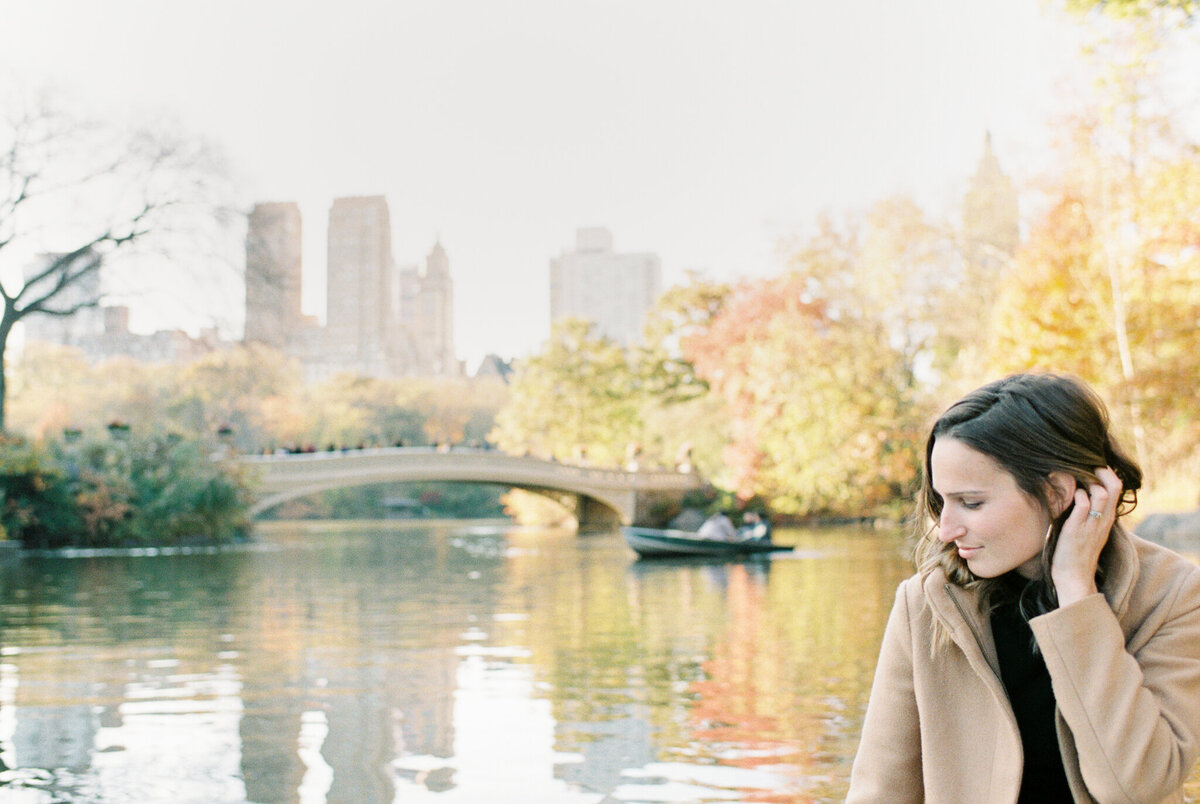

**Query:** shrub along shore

left=0, top=430, right=252, bottom=550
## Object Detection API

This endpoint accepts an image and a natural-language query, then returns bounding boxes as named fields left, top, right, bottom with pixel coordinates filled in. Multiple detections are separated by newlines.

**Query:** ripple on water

left=615, top=761, right=828, bottom=802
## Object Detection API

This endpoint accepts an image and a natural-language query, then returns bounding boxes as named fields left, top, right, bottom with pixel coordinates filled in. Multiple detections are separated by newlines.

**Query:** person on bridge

left=847, top=373, right=1200, bottom=803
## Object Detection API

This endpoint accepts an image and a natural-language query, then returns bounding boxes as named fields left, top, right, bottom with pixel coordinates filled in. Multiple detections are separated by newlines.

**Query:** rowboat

left=621, top=526, right=794, bottom=559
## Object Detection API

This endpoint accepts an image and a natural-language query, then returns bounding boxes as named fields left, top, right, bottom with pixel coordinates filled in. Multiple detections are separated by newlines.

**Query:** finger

left=1095, top=466, right=1124, bottom=500
left=1056, top=488, right=1092, bottom=534
left=1084, top=481, right=1110, bottom=518
left=1089, top=468, right=1123, bottom=518
left=1071, top=488, right=1095, bottom=524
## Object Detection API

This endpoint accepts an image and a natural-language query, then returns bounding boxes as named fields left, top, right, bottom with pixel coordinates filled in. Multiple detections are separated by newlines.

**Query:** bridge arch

left=239, top=447, right=705, bottom=529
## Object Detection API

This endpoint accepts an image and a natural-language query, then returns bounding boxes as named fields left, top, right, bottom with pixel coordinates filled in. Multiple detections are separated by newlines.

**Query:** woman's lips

left=957, top=545, right=983, bottom=559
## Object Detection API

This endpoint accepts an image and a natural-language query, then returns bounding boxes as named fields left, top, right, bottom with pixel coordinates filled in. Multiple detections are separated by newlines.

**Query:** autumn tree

left=685, top=274, right=923, bottom=517
left=856, top=197, right=958, bottom=378
left=987, top=194, right=1111, bottom=379
left=170, top=343, right=304, bottom=450
left=986, top=23, right=1200, bottom=474
left=8, top=344, right=185, bottom=442
left=1064, top=0, right=1198, bottom=24
left=988, top=154, right=1200, bottom=470
left=412, top=377, right=506, bottom=447
left=784, top=199, right=959, bottom=384
left=0, top=94, right=228, bottom=431
left=6, top=342, right=93, bottom=437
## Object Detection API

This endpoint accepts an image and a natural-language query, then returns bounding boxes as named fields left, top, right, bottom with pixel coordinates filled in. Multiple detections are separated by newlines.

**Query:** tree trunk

left=0, top=312, right=12, bottom=434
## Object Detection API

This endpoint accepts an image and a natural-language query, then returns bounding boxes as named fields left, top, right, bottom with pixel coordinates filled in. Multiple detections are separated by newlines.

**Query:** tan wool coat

left=847, top=529, right=1200, bottom=803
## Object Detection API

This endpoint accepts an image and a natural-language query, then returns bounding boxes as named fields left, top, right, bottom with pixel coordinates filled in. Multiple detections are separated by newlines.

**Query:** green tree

left=491, top=318, right=640, bottom=467
left=636, top=275, right=728, bottom=403
left=630, top=277, right=732, bottom=474
left=1, top=429, right=251, bottom=548
left=0, top=436, right=84, bottom=548
left=304, top=374, right=422, bottom=450
left=123, top=433, right=251, bottom=542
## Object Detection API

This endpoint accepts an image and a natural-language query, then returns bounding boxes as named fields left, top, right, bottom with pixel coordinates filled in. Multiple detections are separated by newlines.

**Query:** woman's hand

left=1051, top=466, right=1123, bottom=607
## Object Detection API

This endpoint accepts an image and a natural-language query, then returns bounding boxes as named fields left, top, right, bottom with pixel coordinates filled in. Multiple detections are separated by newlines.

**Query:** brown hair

left=913, top=373, right=1141, bottom=621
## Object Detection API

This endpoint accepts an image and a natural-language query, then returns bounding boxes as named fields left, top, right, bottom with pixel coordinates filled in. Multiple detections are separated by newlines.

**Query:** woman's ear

left=1046, top=471, right=1078, bottom=518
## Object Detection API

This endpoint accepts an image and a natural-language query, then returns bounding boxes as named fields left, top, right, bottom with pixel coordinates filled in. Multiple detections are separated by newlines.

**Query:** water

left=0, top=522, right=1194, bottom=802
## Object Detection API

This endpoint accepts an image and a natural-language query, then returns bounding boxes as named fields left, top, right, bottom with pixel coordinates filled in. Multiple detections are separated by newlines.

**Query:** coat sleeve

left=846, top=581, right=924, bottom=803
left=1030, top=568, right=1200, bottom=804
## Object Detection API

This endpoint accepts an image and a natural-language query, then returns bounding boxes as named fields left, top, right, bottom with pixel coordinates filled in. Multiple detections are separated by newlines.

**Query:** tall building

left=325, top=195, right=397, bottom=377
left=962, top=132, right=1019, bottom=275
left=244, top=202, right=303, bottom=349
left=549, top=228, right=662, bottom=347
left=398, top=240, right=459, bottom=376
left=944, top=134, right=1021, bottom=372
left=22, top=259, right=222, bottom=366
left=408, top=240, right=457, bottom=375
left=239, top=195, right=460, bottom=380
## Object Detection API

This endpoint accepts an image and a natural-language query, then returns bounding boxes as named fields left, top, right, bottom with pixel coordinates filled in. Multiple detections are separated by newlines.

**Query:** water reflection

left=8, top=523, right=1189, bottom=802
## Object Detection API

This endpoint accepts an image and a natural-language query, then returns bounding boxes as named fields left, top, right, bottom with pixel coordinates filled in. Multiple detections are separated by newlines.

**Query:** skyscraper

left=944, top=134, right=1021, bottom=370
left=244, top=202, right=303, bottom=349
left=549, top=228, right=662, bottom=347
left=397, top=240, right=459, bottom=376
left=962, top=132, right=1019, bottom=274
left=416, top=240, right=457, bottom=374
left=325, top=195, right=396, bottom=376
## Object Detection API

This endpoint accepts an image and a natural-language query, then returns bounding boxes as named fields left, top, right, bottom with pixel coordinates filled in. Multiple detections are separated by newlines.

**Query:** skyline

left=0, top=1, right=1093, bottom=369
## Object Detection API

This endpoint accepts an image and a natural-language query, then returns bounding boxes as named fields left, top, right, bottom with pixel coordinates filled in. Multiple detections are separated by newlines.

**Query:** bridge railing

left=238, top=446, right=700, bottom=487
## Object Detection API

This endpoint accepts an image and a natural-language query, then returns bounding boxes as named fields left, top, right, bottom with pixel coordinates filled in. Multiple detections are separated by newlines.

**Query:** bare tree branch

left=0, top=92, right=233, bottom=431
left=27, top=295, right=102, bottom=318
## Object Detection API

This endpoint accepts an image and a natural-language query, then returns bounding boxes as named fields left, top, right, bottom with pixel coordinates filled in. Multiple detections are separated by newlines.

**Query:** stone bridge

left=238, top=447, right=707, bottom=529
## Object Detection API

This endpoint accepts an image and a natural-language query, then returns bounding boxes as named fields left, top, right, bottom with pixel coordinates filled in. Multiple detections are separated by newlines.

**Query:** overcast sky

left=0, top=0, right=1091, bottom=368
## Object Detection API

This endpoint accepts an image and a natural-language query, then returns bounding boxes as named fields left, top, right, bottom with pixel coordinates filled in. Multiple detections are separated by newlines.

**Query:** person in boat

left=697, top=511, right=738, bottom=541
left=847, top=373, right=1200, bottom=803
left=738, top=511, right=772, bottom=542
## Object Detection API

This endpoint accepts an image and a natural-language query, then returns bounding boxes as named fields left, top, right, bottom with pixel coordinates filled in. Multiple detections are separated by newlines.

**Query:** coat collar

left=923, top=570, right=999, bottom=678
left=1099, top=524, right=1139, bottom=625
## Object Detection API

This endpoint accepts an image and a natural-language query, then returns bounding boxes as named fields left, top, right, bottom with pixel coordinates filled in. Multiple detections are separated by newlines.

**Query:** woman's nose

left=938, top=511, right=961, bottom=543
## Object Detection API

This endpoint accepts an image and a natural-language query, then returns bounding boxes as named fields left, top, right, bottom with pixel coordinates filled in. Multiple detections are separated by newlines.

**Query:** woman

left=847, top=373, right=1200, bottom=803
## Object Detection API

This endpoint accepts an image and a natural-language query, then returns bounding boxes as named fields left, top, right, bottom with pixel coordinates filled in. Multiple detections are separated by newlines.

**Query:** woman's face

left=930, top=437, right=1051, bottom=579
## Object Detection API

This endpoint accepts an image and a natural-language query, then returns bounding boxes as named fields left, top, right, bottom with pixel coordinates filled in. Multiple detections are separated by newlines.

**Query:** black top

left=990, top=581, right=1075, bottom=803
